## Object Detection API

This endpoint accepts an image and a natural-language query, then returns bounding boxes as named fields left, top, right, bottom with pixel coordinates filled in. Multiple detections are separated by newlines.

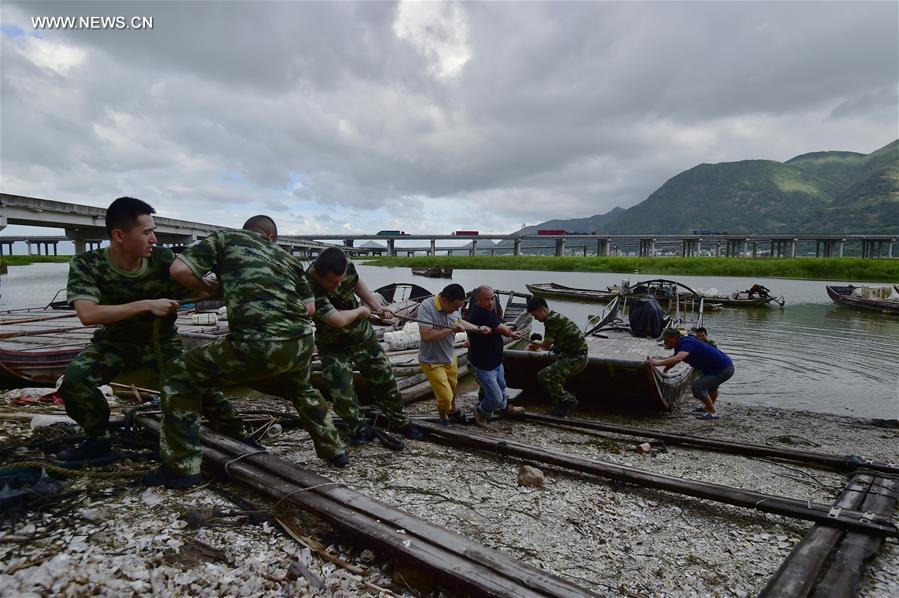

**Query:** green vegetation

left=365, top=256, right=899, bottom=282
left=0, top=255, right=73, bottom=266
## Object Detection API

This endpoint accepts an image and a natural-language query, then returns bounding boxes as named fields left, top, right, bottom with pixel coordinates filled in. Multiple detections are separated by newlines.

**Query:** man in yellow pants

left=417, top=284, right=489, bottom=426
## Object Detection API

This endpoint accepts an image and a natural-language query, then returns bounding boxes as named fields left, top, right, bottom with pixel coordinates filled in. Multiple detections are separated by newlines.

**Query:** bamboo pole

left=412, top=421, right=898, bottom=537
left=519, top=413, right=899, bottom=475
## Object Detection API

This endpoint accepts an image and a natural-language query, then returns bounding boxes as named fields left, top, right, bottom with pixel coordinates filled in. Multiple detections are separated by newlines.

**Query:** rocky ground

left=1, top=388, right=897, bottom=597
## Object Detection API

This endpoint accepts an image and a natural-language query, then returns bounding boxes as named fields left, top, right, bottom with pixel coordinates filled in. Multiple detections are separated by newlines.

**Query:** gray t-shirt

left=417, top=296, right=461, bottom=365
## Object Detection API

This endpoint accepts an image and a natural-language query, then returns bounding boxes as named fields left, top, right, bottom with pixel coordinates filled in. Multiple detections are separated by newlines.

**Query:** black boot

left=57, top=437, right=112, bottom=462
left=329, top=453, right=350, bottom=468
left=141, top=466, right=205, bottom=489
left=548, top=399, right=579, bottom=418
left=349, top=426, right=375, bottom=446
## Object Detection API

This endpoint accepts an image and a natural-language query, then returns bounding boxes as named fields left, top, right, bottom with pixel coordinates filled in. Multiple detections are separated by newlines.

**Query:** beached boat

left=411, top=267, right=453, bottom=278
left=0, top=306, right=232, bottom=385
left=503, top=285, right=705, bottom=411
left=826, top=284, right=899, bottom=315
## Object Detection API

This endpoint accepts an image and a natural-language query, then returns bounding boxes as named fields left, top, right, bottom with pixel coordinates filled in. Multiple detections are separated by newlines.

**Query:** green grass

left=365, top=256, right=899, bottom=282
left=0, top=255, right=73, bottom=266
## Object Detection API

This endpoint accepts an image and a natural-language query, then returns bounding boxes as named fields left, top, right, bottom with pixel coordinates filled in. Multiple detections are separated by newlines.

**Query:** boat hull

left=826, top=285, right=899, bottom=315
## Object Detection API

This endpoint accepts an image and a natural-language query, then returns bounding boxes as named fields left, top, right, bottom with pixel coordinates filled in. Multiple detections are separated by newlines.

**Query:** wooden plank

left=412, top=422, right=898, bottom=537
left=520, top=413, right=899, bottom=475
left=812, top=476, right=899, bottom=597
left=137, top=416, right=596, bottom=598
left=759, top=475, right=873, bottom=597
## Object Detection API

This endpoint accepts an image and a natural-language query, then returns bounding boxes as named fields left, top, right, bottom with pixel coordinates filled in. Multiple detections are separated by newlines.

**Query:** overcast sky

left=1, top=1, right=896, bottom=238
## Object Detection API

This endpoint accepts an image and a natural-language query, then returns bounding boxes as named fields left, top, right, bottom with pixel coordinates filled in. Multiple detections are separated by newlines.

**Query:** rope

left=271, top=482, right=342, bottom=509
left=222, top=450, right=268, bottom=478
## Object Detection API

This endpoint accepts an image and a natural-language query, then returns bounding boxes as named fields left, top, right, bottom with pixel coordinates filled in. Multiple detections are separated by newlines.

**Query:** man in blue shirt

left=646, top=329, right=734, bottom=419
left=467, top=286, right=525, bottom=426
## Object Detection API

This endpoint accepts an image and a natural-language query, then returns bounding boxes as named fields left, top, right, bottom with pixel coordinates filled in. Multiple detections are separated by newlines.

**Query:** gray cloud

left=1, top=1, right=896, bottom=234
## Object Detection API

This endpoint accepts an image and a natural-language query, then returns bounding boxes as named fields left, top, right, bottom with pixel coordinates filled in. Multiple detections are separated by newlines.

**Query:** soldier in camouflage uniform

left=144, top=215, right=346, bottom=488
left=526, top=297, right=589, bottom=417
left=307, top=248, right=422, bottom=445
left=59, top=197, right=244, bottom=462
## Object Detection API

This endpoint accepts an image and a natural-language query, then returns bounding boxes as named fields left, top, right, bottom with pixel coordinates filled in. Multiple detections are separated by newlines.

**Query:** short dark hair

left=314, top=247, right=348, bottom=276
left=242, top=215, right=277, bottom=236
left=105, top=196, right=154, bottom=237
left=695, top=327, right=708, bottom=334
left=662, top=328, right=682, bottom=339
left=526, top=297, right=548, bottom=312
left=440, top=283, right=466, bottom=301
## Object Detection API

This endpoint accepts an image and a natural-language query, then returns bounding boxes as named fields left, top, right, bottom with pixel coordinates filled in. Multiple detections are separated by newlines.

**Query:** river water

left=2, top=263, right=897, bottom=419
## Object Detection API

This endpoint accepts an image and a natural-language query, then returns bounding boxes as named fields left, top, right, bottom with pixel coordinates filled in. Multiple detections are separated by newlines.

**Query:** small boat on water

left=525, top=282, right=617, bottom=304
left=504, top=282, right=705, bottom=411
left=411, top=267, right=453, bottom=278
left=826, top=284, right=899, bottom=315
left=527, top=280, right=784, bottom=308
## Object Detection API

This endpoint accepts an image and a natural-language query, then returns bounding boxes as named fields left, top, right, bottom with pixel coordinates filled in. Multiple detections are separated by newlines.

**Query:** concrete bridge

left=0, top=193, right=353, bottom=257
left=293, top=233, right=897, bottom=258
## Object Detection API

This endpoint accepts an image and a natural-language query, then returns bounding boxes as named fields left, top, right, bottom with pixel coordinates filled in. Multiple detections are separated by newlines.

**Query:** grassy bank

left=365, top=256, right=899, bottom=282
left=0, top=255, right=73, bottom=266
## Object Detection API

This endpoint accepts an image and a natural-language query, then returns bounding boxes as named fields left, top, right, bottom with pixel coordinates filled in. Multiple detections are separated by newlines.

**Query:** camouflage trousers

left=160, top=333, right=344, bottom=476
left=536, top=353, right=588, bottom=407
left=60, top=333, right=244, bottom=439
left=319, top=337, right=411, bottom=436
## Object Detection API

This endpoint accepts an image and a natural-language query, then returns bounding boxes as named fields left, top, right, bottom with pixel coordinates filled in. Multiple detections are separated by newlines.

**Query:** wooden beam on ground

left=759, top=474, right=873, bottom=598
left=519, top=413, right=899, bottom=475
left=412, top=421, right=898, bottom=537
left=811, top=476, right=899, bottom=597
left=137, top=416, right=596, bottom=598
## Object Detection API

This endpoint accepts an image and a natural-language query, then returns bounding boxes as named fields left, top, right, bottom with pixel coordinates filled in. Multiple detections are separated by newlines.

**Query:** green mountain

left=520, top=140, right=898, bottom=235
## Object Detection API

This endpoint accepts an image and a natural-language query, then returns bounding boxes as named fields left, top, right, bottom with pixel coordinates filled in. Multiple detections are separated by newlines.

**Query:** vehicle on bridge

left=452, top=230, right=479, bottom=236
left=692, top=229, right=729, bottom=236
left=376, top=230, right=409, bottom=236
left=537, top=229, right=568, bottom=235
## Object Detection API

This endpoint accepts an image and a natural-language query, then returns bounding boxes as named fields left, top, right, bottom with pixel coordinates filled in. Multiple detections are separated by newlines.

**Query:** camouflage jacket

left=67, top=247, right=183, bottom=340
left=178, top=230, right=314, bottom=341
left=543, top=311, right=588, bottom=357
left=307, top=261, right=375, bottom=350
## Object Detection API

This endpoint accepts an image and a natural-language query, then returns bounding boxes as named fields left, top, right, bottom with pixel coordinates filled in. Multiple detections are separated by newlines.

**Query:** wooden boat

left=526, top=282, right=617, bottom=304
left=826, top=284, right=899, bottom=315
left=503, top=285, right=705, bottom=412
left=411, top=267, right=453, bottom=278
left=0, top=306, right=232, bottom=385
left=528, top=279, right=784, bottom=308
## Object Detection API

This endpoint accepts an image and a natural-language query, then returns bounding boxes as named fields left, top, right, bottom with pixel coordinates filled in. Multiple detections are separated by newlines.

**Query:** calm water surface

left=2, top=263, right=897, bottom=419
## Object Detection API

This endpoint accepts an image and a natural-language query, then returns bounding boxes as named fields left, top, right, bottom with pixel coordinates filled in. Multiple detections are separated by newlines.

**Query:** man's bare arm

left=73, top=298, right=179, bottom=326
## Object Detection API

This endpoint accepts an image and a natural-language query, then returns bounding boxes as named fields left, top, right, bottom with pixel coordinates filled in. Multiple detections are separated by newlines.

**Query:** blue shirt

left=467, top=305, right=504, bottom=370
left=676, top=336, right=733, bottom=374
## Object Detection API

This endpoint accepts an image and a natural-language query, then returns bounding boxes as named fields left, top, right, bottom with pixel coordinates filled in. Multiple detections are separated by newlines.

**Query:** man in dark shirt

left=467, top=286, right=525, bottom=426
left=646, top=329, right=734, bottom=419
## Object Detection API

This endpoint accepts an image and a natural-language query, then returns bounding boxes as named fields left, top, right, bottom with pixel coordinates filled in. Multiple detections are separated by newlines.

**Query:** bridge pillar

left=888, top=240, right=894, bottom=258
left=597, top=238, right=610, bottom=257
left=789, top=239, right=797, bottom=258
left=513, top=239, right=522, bottom=256
left=387, top=239, right=396, bottom=257
left=554, top=238, right=565, bottom=257
left=751, top=242, right=758, bottom=258
left=470, top=239, right=478, bottom=257
left=429, top=239, right=436, bottom=256
left=343, top=239, right=355, bottom=248
left=838, top=239, right=845, bottom=257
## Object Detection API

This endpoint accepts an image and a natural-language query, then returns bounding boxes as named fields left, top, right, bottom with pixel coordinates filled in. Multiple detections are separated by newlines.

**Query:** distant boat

left=826, top=284, right=899, bottom=315
left=411, top=267, right=453, bottom=278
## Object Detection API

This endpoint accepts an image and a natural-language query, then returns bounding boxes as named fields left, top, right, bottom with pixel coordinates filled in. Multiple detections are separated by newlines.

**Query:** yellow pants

left=420, top=357, right=458, bottom=415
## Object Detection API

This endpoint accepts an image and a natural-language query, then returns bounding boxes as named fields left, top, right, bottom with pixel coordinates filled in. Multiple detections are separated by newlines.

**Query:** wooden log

left=520, top=413, right=899, bottom=475
left=412, top=421, right=898, bottom=537
left=759, top=474, right=873, bottom=598
left=137, top=416, right=597, bottom=598
left=812, top=476, right=899, bottom=597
